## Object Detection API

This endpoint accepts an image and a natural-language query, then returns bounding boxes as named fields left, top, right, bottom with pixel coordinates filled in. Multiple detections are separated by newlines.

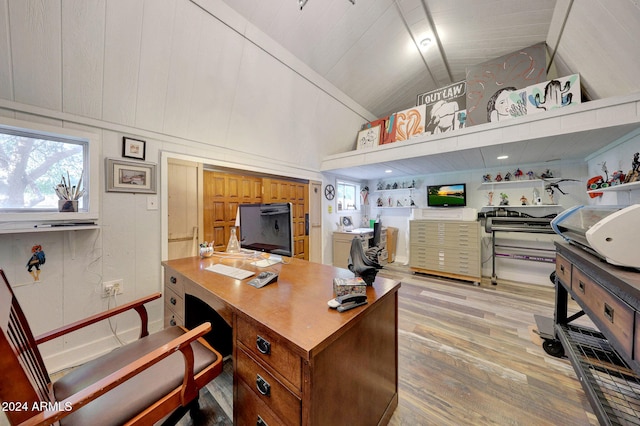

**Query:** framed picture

left=106, top=158, right=157, bottom=193
left=356, top=124, right=381, bottom=150
left=122, top=137, right=146, bottom=160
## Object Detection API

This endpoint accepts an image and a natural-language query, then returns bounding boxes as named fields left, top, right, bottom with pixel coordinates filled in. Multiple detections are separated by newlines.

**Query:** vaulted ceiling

left=221, top=0, right=640, bottom=119
left=219, top=0, right=640, bottom=179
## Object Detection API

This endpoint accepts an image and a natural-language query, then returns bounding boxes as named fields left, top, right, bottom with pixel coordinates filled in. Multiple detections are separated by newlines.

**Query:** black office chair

left=347, top=237, right=382, bottom=285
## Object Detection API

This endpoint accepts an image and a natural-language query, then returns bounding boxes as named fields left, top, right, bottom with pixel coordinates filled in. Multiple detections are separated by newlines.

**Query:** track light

left=299, top=0, right=354, bottom=10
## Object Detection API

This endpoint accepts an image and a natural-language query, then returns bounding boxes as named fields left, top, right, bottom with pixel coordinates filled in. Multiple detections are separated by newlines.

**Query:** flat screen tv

left=427, top=183, right=467, bottom=207
left=238, top=202, right=294, bottom=257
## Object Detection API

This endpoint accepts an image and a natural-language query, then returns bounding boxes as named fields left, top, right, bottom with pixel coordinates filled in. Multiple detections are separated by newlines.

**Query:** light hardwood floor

left=181, top=265, right=597, bottom=425
left=2, top=267, right=596, bottom=426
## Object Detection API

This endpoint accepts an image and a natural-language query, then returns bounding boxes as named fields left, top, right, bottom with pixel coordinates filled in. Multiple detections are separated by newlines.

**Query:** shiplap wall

left=0, top=0, right=371, bottom=371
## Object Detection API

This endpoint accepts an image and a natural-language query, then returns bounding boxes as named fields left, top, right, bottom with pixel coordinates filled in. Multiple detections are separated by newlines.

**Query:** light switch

left=147, top=195, right=158, bottom=210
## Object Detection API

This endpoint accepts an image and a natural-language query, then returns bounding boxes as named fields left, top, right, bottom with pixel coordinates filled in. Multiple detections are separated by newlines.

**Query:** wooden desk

left=162, top=255, right=400, bottom=425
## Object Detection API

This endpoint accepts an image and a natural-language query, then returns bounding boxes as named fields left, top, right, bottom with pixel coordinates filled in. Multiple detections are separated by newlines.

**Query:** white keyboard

left=205, top=263, right=254, bottom=280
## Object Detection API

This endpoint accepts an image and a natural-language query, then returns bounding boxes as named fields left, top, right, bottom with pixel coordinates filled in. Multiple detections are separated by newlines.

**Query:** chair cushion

left=54, top=326, right=218, bottom=426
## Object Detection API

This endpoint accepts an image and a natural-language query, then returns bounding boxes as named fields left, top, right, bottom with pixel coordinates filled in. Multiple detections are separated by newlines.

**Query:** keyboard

left=205, top=263, right=254, bottom=280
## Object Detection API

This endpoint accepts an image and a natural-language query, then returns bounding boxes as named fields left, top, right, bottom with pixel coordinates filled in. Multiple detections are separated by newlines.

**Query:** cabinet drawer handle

left=560, top=264, right=565, bottom=273
left=170, top=297, right=177, bottom=305
left=256, top=374, right=271, bottom=396
left=578, top=280, right=585, bottom=293
left=170, top=317, right=176, bottom=327
left=257, top=415, right=268, bottom=426
left=170, top=276, right=177, bottom=284
left=256, top=335, right=271, bottom=355
left=604, top=303, right=614, bottom=323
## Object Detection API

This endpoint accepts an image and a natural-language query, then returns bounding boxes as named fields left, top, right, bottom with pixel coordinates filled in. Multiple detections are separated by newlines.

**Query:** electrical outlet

left=102, top=279, right=124, bottom=297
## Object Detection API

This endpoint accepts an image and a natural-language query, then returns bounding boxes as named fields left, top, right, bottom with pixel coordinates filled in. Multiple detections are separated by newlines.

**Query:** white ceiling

left=221, top=0, right=640, bottom=178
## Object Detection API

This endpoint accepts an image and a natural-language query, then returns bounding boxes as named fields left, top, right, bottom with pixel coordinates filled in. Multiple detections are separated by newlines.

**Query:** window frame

left=0, top=117, right=100, bottom=226
left=336, top=179, right=361, bottom=212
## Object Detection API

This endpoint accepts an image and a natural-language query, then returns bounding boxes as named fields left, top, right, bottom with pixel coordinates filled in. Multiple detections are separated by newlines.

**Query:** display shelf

left=480, top=178, right=559, bottom=186
left=587, top=180, right=640, bottom=194
left=374, top=206, right=417, bottom=209
left=371, top=187, right=418, bottom=193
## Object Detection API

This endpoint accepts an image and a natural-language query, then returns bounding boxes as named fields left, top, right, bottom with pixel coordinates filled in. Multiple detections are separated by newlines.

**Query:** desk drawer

left=164, top=270, right=185, bottom=296
left=164, top=287, right=184, bottom=327
left=236, top=379, right=288, bottom=426
left=555, top=254, right=572, bottom=287
left=572, top=267, right=634, bottom=355
left=237, top=316, right=302, bottom=390
left=236, top=348, right=301, bottom=426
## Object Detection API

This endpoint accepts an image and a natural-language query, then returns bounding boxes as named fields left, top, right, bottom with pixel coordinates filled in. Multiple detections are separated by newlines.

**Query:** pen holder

left=58, top=200, right=78, bottom=212
left=200, top=246, right=214, bottom=258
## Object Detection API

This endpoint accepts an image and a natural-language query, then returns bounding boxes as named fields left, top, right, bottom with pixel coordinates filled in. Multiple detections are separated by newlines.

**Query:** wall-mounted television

left=427, top=183, right=467, bottom=207
left=238, top=202, right=293, bottom=257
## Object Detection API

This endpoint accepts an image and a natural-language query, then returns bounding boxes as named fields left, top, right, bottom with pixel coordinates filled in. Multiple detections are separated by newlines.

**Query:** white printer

left=551, top=204, right=640, bottom=268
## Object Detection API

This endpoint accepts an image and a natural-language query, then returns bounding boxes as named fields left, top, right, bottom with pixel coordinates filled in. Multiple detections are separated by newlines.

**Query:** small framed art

left=356, top=124, right=381, bottom=150
left=106, top=158, right=157, bottom=194
left=122, top=137, right=146, bottom=160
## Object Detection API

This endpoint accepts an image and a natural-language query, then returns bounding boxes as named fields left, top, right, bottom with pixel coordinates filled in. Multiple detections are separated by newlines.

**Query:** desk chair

left=0, top=269, right=223, bottom=426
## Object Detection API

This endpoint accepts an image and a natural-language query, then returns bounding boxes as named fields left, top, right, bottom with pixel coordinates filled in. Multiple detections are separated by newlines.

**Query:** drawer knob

left=170, top=317, right=176, bottom=326
left=604, top=303, right=614, bottom=323
left=256, top=374, right=271, bottom=396
left=560, top=265, right=565, bottom=273
left=170, top=276, right=177, bottom=284
left=170, top=297, right=177, bottom=305
left=256, top=335, right=271, bottom=355
left=257, top=415, right=268, bottom=426
left=578, top=281, right=585, bottom=294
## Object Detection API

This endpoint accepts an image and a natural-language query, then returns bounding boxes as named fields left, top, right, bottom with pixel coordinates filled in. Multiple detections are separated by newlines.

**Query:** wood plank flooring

left=178, top=266, right=597, bottom=425
left=1, top=266, right=596, bottom=426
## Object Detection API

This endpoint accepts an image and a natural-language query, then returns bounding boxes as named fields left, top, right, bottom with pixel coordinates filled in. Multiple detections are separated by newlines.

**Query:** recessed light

left=497, top=155, right=509, bottom=160
left=385, top=169, right=393, bottom=173
left=420, top=38, right=432, bottom=48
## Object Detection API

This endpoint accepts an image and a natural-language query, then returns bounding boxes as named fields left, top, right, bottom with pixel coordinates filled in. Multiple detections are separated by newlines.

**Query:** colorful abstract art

left=395, top=104, right=426, bottom=141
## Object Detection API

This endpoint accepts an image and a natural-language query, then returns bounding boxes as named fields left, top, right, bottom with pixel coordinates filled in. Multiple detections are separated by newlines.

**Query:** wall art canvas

left=525, top=74, right=581, bottom=116
left=356, top=124, right=381, bottom=150
left=362, top=115, right=397, bottom=145
left=418, top=81, right=468, bottom=135
left=395, top=104, right=426, bottom=141
left=465, top=42, right=547, bottom=126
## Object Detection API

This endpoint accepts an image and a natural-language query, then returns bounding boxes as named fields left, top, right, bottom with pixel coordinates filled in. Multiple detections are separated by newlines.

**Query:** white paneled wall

left=0, top=0, right=367, bottom=372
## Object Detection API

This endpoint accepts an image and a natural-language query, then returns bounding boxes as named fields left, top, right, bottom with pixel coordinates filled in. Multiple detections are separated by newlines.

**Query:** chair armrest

left=19, top=322, right=212, bottom=426
left=34, top=292, right=162, bottom=345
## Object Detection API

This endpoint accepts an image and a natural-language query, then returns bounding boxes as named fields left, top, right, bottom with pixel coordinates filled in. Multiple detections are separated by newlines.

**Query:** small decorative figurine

left=377, top=181, right=384, bottom=191
left=360, top=186, right=369, bottom=205
left=487, top=191, right=494, bottom=206
left=526, top=170, right=535, bottom=180
left=495, top=173, right=503, bottom=182
left=520, top=195, right=528, bottom=205
left=504, top=172, right=513, bottom=181
left=482, top=174, right=492, bottom=183
left=392, top=182, right=398, bottom=189
left=409, top=180, right=416, bottom=188
left=499, top=192, right=509, bottom=206
left=610, top=170, right=625, bottom=186
left=514, top=168, right=523, bottom=180
left=546, top=186, right=556, bottom=205
left=624, top=152, right=640, bottom=183
left=541, top=169, right=554, bottom=179
left=377, top=197, right=384, bottom=207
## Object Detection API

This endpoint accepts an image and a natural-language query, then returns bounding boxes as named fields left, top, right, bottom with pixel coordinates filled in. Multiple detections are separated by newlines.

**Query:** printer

left=551, top=204, right=640, bottom=268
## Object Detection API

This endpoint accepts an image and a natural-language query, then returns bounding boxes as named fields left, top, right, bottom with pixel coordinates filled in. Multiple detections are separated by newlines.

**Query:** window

left=0, top=117, right=99, bottom=224
left=336, top=180, right=360, bottom=211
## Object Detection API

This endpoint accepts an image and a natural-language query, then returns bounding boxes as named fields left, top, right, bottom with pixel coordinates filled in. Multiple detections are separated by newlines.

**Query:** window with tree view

left=337, top=181, right=359, bottom=211
left=0, top=128, right=87, bottom=212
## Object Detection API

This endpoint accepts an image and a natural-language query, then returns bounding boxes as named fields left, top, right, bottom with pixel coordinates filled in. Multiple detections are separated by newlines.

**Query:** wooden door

left=309, top=181, right=322, bottom=263
left=263, top=178, right=309, bottom=260
left=203, top=171, right=262, bottom=252
left=167, top=160, right=202, bottom=259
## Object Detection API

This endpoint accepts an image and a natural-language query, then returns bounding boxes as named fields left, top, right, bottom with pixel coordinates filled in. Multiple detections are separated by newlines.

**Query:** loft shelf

left=320, top=93, right=640, bottom=179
